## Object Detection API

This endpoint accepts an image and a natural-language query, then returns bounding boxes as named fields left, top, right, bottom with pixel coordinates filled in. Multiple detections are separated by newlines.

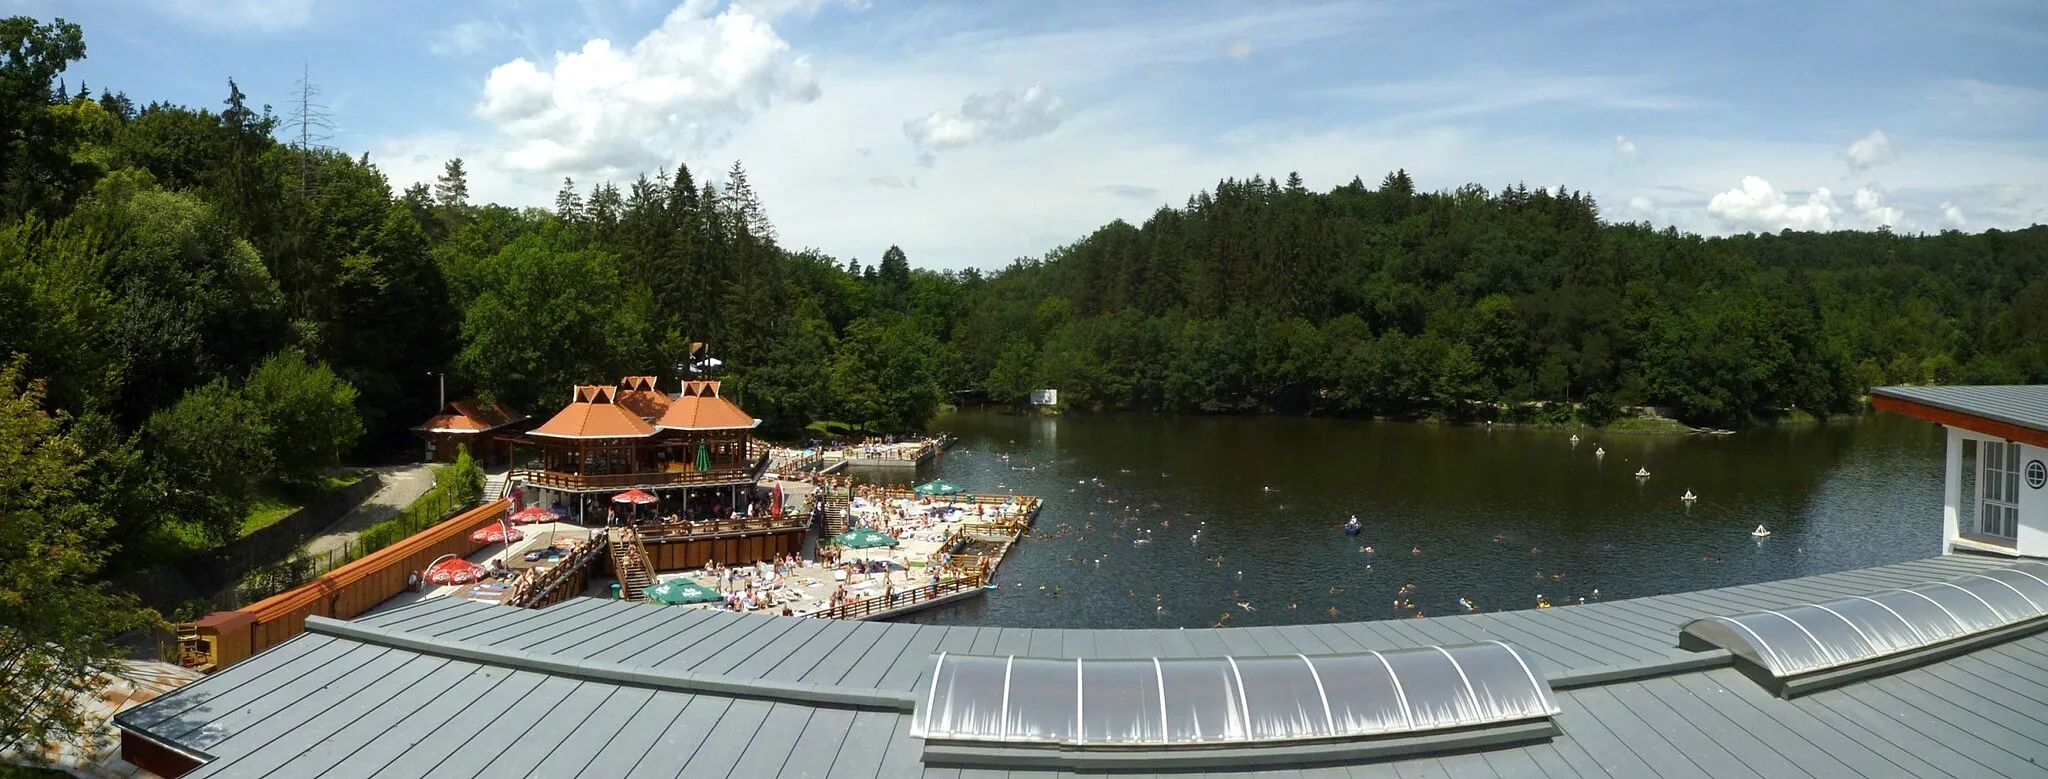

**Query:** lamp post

left=427, top=371, right=446, bottom=409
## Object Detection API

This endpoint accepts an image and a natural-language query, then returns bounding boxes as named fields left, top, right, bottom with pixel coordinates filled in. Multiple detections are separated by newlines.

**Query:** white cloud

left=1708, top=176, right=1839, bottom=232
left=1224, top=41, right=1255, bottom=60
left=157, top=0, right=314, bottom=32
left=733, top=0, right=868, bottom=19
left=1842, top=129, right=1895, bottom=173
left=1941, top=201, right=1967, bottom=226
left=1614, top=135, right=1638, bottom=159
left=430, top=20, right=513, bottom=58
left=1627, top=196, right=1654, bottom=212
left=902, top=86, right=1064, bottom=165
left=1851, top=185, right=1901, bottom=228
left=474, top=0, right=822, bottom=176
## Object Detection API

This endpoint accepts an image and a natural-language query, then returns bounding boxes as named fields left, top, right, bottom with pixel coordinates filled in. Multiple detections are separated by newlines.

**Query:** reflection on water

left=894, top=412, right=1946, bottom=629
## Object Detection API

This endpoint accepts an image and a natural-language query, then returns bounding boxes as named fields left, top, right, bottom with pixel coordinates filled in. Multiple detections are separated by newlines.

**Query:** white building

left=1874, top=385, right=2048, bottom=557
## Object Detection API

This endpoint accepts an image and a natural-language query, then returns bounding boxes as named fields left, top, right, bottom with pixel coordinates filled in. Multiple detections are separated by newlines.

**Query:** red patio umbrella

left=612, top=489, right=659, bottom=505
left=508, top=505, right=557, bottom=525
left=471, top=524, right=525, bottom=544
left=771, top=483, right=784, bottom=517
left=425, top=556, right=488, bottom=586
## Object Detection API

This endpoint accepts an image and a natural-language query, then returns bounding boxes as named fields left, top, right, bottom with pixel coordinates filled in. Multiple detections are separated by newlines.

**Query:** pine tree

left=554, top=176, right=583, bottom=223
left=433, top=158, right=469, bottom=210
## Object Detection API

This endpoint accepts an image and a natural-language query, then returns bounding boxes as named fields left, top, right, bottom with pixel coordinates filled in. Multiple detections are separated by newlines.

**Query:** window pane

left=1311, top=654, right=1409, bottom=736
left=1232, top=656, right=1331, bottom=741
left=1004, top=658, right=1077, bottom=743
left=1960, top=439, right=1978, bottom=534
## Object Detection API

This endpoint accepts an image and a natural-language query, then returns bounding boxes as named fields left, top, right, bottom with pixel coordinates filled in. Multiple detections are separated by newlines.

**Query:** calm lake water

left=881, top=411, right=1947, bottom=630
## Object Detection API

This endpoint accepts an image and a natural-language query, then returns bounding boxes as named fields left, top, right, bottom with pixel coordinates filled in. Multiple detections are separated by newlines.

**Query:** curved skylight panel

left=1003, top=657, right=1078, bottom=743
left=913, top=643, right=1558, bottom=748
left=1680, top=563, right=2048, bottom=682
left=1233, top=656, right=1334, bottom=740
left=1905, top=582, right=2002, bottom=629
left=1439, top=642, right=1555, bottom=723
left=1155, top=657, right=1247, bottom=743
left=1077, top=658, right=1164, bottom=744
left=1312, top=652, right=1411, bottom=736
left=914, top=653, right=1009, bottom=740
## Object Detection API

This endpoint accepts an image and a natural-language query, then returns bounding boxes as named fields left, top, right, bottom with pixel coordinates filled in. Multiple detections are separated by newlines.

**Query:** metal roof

left=117, top=554, right=2048, bottom=778
left=1872, top=385, right=2048, bottom=434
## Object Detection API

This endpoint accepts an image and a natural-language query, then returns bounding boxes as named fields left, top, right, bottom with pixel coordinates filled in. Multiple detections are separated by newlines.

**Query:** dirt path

left=302, top=464, right=439, bottom=562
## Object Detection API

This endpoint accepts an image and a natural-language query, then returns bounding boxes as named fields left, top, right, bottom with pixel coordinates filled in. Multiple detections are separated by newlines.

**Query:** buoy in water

left=1751, top=525, right=1771, bottom=538
left=1595, top=447, right=1606, bottom=457
left=1570, top=434, right=1580, bottom=444
left=1635, top=467, right=1651, bottom=478
left=1681, top=490, right=1697, bottom=502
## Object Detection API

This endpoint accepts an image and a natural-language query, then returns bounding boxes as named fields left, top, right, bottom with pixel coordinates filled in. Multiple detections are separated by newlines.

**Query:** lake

left=883, top=411, right=1947, bottom=630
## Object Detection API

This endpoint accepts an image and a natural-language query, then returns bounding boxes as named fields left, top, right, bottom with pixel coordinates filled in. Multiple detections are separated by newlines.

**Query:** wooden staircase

left=821, top=491, right=851, bottom=536
left=608, top=527, right=656, bottom=602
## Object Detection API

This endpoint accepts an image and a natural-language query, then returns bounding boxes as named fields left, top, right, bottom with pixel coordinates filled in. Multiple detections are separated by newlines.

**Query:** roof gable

left=531, top=385, right=655, bottom=439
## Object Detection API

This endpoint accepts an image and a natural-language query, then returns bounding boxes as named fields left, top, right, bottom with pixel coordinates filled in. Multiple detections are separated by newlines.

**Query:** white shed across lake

left=1874, top=385, right=2048, bottom=557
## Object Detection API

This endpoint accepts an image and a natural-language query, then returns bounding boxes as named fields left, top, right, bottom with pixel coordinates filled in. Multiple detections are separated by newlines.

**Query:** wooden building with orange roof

left=508, top=377, right=766, bottom=523
left=410, top=399, right=529, bottom=464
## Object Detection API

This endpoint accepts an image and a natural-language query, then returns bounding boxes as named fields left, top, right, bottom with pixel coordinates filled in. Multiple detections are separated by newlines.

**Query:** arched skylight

left=910, top=641, right=1560, bottom=747
left=1680, top=562, right=2048, bottom=689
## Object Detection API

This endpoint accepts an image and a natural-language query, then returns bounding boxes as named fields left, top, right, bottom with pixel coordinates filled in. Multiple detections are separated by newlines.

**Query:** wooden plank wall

left=200, top=499, right=510, bottom=668
left=610, top=529, right=805, bottom=574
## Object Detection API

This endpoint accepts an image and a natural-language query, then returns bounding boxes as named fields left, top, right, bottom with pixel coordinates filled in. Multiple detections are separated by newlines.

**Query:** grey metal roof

left=118, top=554, right=2048, bottom=778
left=1873, top=384, right=2048, bottom=433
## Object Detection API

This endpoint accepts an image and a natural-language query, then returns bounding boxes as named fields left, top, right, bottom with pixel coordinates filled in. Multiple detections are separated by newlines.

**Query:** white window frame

left=1980, top=440, right=2020, bottom=541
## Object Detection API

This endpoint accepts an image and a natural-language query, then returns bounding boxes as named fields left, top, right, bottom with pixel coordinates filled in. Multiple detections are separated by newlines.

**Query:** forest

left=1, top=15, right=2047, bottom=753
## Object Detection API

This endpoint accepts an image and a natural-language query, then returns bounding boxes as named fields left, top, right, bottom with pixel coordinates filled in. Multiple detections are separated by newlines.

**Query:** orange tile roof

left=655, top=380, right=760, bottom=431
left=530, top=385, right=656, bottom=439
left=616, top=375, right=673, bottom=420
left=413, top=399, right=528, bottom=434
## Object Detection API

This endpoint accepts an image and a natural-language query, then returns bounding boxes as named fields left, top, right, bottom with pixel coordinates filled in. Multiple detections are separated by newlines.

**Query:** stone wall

left=119, top=473, right=385, bottom=615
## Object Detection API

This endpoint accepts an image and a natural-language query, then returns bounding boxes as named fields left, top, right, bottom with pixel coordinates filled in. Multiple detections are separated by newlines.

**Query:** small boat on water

left=1342, top=515, right=1363, bottom=536
left=1635, top=467, right=1651, bottom=478
left=1751, top=525, right=1771, bottom=538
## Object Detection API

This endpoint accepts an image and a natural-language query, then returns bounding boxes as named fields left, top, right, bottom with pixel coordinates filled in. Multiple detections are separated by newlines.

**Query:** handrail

left=632, top=515, right=808, bottom=541
left=807, top=571, right=985, bottom=620
left=504, top=531, right=608, bottom=608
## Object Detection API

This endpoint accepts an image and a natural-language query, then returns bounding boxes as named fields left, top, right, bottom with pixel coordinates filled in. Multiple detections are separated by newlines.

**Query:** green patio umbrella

left=913, top=479, right=964, bottom=497
left=833, top=527, right=900, bottom=549
left=694, top=440, right=712, bottom=471
left=644, top=578, right=722, bottom=605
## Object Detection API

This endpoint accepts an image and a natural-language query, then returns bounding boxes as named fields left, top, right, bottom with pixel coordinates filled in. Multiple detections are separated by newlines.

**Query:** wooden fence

left=175, top=498, right=510, bottom=672
left=806, top=571, right=986, bottom=620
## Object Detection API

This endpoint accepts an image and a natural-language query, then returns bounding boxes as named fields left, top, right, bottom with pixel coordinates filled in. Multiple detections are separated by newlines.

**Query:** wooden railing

left=509, top=453, right=767, bottom=492
left=504, top=531, right=608, bottom=608
left=807, top=571, right=985, bottom=620
left=632, top=514, right=808, bottom=541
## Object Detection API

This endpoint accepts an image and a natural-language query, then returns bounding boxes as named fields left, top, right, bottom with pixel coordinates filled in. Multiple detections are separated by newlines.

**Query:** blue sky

left=16, top=0, right=2048, bottom=268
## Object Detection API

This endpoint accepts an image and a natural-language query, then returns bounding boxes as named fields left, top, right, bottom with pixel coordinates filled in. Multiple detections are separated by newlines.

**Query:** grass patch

left=346, top=467, right=465, bottom=564
left=806, top=419, right=861, bottom=436
left=237, top=471, right=368, bottom=537
left=1600, top=416, right=1693, bottom=434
